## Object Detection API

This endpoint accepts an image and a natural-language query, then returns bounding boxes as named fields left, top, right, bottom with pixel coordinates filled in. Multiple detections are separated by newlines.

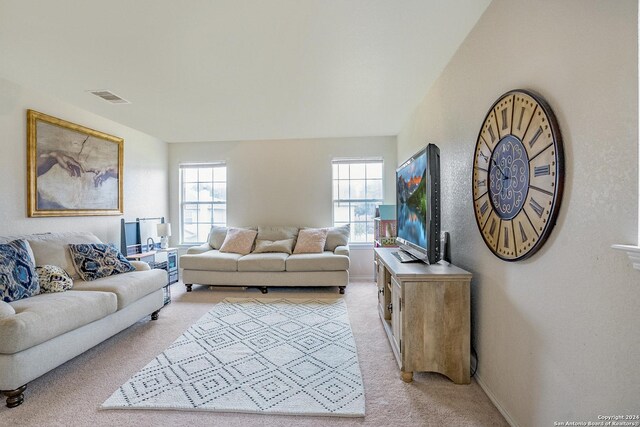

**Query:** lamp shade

left=157, top=223, right=172, bottom=237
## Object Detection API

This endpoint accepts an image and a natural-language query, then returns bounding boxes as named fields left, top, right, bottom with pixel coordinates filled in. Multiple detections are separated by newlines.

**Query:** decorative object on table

left=27, top=110, right=124, bottom=217
left=472, top=89, right=564, bottom=261
left=156, top=223, right=172, bottom=249
left=102, top=298, right=365, bottom=417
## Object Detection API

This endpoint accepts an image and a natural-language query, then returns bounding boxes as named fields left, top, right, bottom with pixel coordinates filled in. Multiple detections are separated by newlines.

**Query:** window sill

left=348, top=243, right=374, bottom=250
left=611, top=244, right=640, bottom=271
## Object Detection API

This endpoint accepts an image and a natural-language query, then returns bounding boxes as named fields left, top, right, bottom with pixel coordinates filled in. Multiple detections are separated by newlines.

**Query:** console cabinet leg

left=338, top=286, right=345, bottom=294
left=2, top=384, right=27, bottom=408
left=185, top=284, right=192, bottom=292
left=151, top=309, right=160, bottom=321
left=401, top=371, right=413, bottom=383
left=259, top=286, right=268, bottom=294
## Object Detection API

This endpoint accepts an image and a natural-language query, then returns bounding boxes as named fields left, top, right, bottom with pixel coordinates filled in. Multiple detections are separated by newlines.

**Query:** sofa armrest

left=130, top=260, right=151, bottom=271
left=187, top=243, right=213, bottom=255
left=334, top=245, right=350, bottom=257
left=0, top=300, right=16, bottom=319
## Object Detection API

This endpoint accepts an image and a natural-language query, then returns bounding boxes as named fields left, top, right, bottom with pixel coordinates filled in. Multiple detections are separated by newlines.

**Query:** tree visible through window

left=180, top=163, right=226, bottom=244
left=332, top=159, right=383, bottom=243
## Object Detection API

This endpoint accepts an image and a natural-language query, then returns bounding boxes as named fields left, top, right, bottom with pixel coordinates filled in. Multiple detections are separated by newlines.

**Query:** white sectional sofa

left=180, top=226, right=350, bottom=294
left=0, top=232, right=166, bottom=408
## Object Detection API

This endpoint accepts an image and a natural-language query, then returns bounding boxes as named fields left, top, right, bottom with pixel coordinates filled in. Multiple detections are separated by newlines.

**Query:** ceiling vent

left=88, top=90, right=131, bottom=104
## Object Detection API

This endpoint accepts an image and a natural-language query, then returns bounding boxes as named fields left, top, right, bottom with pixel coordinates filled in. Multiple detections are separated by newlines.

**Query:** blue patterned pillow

left=0, top=239, right=40, bottom=302
left=69, top=243, right=135, bottom=281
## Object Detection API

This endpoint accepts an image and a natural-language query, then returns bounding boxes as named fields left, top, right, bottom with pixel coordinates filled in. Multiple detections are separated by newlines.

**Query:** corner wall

left=168, top=136, right=397, bottom=278
left=0, top=77, right=168, bottom=244
left=398, top=0, right=639, bottom=424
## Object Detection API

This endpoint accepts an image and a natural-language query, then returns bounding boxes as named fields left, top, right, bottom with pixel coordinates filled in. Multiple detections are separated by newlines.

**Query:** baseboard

left=349, top=275, right=374, bottom=282
left=474, top=372, right=519, bottom=427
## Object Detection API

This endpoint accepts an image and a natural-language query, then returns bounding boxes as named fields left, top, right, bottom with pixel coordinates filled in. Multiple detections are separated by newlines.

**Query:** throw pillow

left=253, top=239, right=295, bottom=254
left=0, top=301, right=15, bottom=319
left=36, top=265, right=73, bottom=293
left=293, top=228, right=329, bottom=254
left=207, top=226, right=228, bottom=250
left=69, top=243, right=136, bottom=281
left=324, top=224, right=350, bottom=251
left=219, top=228, right=258, bottom=255
left=0, top=239, right=40, bottom=302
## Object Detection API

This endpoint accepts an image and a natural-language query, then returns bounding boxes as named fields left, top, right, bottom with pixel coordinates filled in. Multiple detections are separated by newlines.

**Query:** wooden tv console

left=374, top=247, right=472, bottom=384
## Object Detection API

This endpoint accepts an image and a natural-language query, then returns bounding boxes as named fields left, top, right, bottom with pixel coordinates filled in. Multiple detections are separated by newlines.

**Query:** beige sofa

left=180, top=226, right=350, bottom=294
left=0, top=232, right=166, bottom=408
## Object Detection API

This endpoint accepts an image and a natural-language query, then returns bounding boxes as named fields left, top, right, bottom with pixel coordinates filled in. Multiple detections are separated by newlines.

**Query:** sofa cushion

left=72, top=269, right=167, bottom=310
left=253, top=239, right=294, bottom=254
left=27, top=232, right=102, bottom=279
left=219, top=228, right=258, bottom=255
left=180, top=250, right=241, bottom=272
left=325, top=224, right=350, bottom=251
left=238, top=253, right=288, bottom=272
left=286, top=251, right=350, bottom=271
left=257, top=226, right=299, bottom=242
left=36, top=265, right=73, bottom=293
left=293, top=228, right=328, bottom=254
left=0, top=290, right=117, bottom=354
left=69, top=243, right=136, bottom=281
left=207, top=226, right=228, bottom=250
left=0, top=239, right=40, bottom=302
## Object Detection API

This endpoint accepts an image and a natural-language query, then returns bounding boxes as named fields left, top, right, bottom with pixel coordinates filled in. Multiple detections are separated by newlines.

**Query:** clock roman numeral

left=480, top=200, right=489, bottom=216
left=528, top=126, right=543, bottom=148
left=488, top=126, right=496, bottom=143
left=519, top=222, right=528, bottom=242
left=489, top=218, right=497, bottom=235
left=534, top=165, right=550, bottom=176
left=529, top=198, right=544, bottom=218
left=503, top=226, right=509, bottom=248
left=477, top=179, right=486, bottom=187
left=479, top=151, right=488, bottom=162
left=501, top=109, right=508, bottom=130
left=517, top=106, right=525, bottom=130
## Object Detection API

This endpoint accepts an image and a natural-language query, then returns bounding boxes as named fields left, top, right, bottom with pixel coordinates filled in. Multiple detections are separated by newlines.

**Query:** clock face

left=472, top=90, right=564, bottom=261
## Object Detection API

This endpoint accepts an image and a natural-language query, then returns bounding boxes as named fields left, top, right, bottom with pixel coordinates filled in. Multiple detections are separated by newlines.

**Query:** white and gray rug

left=102, top=297, right=365, bottom=417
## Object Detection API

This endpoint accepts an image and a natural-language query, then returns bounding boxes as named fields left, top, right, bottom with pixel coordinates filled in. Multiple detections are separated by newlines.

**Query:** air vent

left=88, top=90, right=131, bottom=104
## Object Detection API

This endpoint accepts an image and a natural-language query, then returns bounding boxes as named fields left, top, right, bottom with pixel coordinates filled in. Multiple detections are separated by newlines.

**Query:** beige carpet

left=0, top=281, right=508, bottom=426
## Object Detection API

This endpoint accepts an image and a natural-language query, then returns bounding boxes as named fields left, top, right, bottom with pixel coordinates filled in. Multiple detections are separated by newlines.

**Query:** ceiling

left=0, top=0, right=490, bottom=143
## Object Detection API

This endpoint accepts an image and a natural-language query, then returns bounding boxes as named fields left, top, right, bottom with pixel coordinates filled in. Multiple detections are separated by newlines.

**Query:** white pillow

left=253, top=239, right=294, bottom=254
left=219, top=228, right=258, bottom=255
left=324, top=224, right=350, bottom=251
left=293, top=228, right=329, bottom=254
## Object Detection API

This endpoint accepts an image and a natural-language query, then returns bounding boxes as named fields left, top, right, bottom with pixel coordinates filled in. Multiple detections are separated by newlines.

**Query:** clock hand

left=490, top=158, right=507, bottom=179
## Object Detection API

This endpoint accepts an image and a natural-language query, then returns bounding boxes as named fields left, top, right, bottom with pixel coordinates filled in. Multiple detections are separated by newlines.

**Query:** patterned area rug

left=102, top=298, right=365, bottom=417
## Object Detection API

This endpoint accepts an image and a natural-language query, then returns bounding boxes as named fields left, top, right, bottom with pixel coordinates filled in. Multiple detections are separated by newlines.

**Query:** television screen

left=396, top=144, right=440, bottom=264
left=396, top=149, right=427, bottom=250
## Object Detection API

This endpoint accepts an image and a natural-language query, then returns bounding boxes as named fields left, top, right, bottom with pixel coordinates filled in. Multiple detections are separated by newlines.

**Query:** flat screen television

left=395, top=144, right=440, bottom=264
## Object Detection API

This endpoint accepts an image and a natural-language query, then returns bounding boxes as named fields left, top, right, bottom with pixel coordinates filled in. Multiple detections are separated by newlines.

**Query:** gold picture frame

left=27, top=110, right=124, bottom=217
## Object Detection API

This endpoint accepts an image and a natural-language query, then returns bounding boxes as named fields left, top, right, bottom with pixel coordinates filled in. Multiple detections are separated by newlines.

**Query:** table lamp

left=156, top=223, right=172, bottom=249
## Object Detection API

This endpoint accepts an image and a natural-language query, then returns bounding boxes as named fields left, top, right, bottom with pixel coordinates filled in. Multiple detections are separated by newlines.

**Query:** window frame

left=331, top=158, right=384, bottom=245
left=179, top=162, right=227, bottom=245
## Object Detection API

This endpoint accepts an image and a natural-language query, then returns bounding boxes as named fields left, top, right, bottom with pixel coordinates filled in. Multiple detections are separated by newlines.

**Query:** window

left=332, top=159, right=384, bottom=243
left=180, top=163, right=227, bottom=244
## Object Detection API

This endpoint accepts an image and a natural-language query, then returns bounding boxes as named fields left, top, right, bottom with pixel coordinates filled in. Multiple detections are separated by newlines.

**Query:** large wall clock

left=472, top=89, right=564, bottom=261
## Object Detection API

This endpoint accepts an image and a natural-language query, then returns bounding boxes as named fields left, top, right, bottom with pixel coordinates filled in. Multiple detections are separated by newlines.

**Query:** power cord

left=471, top=346, right=478, bottom=377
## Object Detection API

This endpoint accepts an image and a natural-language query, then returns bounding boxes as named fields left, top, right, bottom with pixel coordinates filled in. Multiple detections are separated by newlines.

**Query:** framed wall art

left=27, top=110, right=124, bottom=217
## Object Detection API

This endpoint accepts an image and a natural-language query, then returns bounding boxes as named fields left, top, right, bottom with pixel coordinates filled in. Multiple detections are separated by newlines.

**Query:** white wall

left=168, top=136, right=396, bottom=278
left=398, top=0, right=639, bottom=425
left=0, top=77, right=168, bottom=244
